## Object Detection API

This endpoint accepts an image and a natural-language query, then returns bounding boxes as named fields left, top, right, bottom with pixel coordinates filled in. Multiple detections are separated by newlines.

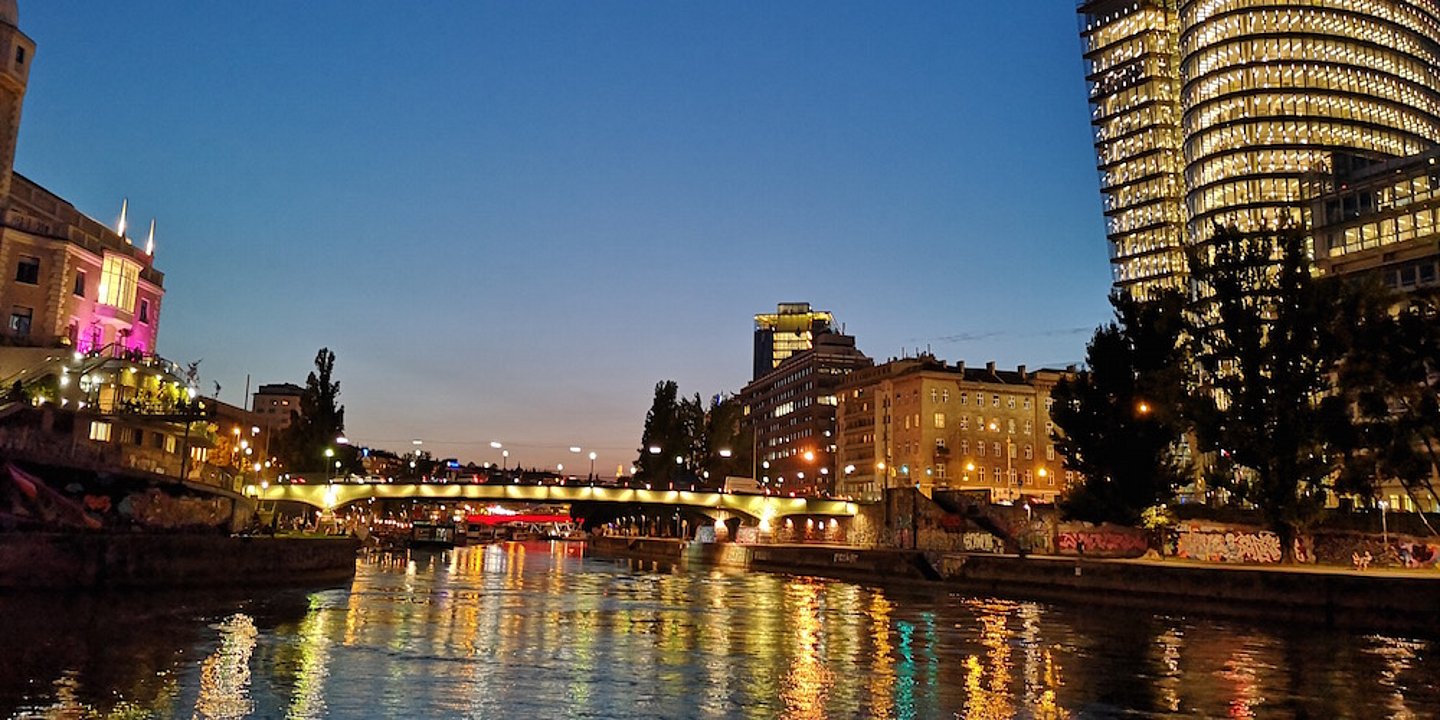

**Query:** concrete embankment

left=0, top=533, right=359, bottom=589
left=590, top=537, right=1440, bottom=632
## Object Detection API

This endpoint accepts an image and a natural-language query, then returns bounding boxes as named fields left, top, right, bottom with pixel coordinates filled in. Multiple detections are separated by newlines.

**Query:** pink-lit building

left=0, top=0, right=164, bottom=356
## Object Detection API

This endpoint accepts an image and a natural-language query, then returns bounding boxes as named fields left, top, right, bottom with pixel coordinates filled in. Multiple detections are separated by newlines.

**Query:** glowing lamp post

left=588, top=451, right=597, bottom=483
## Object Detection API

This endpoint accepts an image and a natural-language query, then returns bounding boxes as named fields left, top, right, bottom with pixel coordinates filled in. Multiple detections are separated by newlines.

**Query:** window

left=1046, top=421, right=1054, bottom=436
left=992, top=442, right=1001, bottom=457
left=933, top=412, right=945, bottom=429
left=130, top=428, right=145, bottom=446
left=138, top=299, right=150, bottom=324
left=165, top=435, right=177, bottom=453
left=993, top=468, right=1002, bottom=484
left=73, top=271, right=86, bottom=297
left=99, top=255, right=141, bottom=312
left=959, top=416, right=969, bottom=430
left=1024, top=469, right=1033, bottom=484
left=960, top=439, right=969, bottom=454
left=1046, top=446, right=1056, bottom=461
left=1024, top=420, right=1033, bottom=435
left=1024, top=445, right=1034, bottom=460
left=978, top=443, right=987, bottom=457
left=89, top=421, right=112, bottom=442
left=936, top=438, right=947, bottom=450
left=8, top=306, right=31, bottom=337
left=992, top=394, right=1000, bottom=407
left=15, top=256, right=38, bottom=284
left=935, top=464, right=947, bottom=480
left=1007, top=419, right=1015, bottom=434
left=942, top=389, right=949, bottom=403
left=14, top=46, right=24, bottom=66
left=1023, top=398, right=1031, bottom=410
left=961, top=392, right=968, bottom=405
left=1007, top=396, right=1016, bottom=409
left=930, top=388, right=937, bottom=403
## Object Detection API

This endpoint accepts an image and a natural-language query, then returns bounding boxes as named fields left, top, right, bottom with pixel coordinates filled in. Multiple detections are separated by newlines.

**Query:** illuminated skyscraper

left=752, top=302, right=835, bottom=380
left=1080, top=0, right=1440, bottom=298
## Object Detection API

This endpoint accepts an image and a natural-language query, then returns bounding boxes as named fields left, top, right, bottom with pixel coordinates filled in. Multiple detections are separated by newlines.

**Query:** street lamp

left=324, top=447, right=334, bottom=482
left=588, top=451, right=597, bottom=482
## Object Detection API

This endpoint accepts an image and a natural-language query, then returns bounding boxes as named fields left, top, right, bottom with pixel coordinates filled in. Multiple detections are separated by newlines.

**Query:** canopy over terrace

left=251, top=483, right=858, bottom=523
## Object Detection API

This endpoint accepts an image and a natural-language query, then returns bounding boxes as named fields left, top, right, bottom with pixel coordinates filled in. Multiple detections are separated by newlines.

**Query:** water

left=2, top=541, right=1437, bottom=719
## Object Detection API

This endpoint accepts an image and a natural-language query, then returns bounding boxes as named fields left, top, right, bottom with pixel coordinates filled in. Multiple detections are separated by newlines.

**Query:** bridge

left=251, top=482, right=858, bottom=523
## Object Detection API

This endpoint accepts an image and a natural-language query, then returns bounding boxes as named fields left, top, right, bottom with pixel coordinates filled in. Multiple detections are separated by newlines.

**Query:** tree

left=635, top=381, right=682, bottom=488
left=1183, top=227, right=1343, bottom=560
left=277, top=348, right=349, bottom=473
left=1053, top=289, right=1191, bottom=525
left=1332, top=286, right=1440, bottom=522
left=702, top=394, right=752, bottom=489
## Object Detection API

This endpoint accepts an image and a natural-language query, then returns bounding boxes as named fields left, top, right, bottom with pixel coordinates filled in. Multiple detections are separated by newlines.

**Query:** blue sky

left=15, top=1, right=1112, bottom=471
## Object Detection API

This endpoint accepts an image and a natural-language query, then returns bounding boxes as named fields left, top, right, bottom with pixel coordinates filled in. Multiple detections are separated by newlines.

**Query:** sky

left=15, top=1, right=1113, bottom=472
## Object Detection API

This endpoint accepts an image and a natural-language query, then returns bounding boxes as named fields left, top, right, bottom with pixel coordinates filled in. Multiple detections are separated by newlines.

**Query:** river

left=1, top=541, right=1436, bottom=719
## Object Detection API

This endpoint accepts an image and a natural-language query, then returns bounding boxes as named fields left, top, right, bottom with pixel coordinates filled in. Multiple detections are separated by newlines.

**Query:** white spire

left=145, top=218, right=155, bottom=256
left=117, top=197, right=128, bottom=238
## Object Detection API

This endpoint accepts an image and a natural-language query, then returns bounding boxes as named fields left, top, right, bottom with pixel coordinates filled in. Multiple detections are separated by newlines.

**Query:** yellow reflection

left=194, top=613, right=257, bottom=720
left=1368, top=634, right=1427, bottom=719
left=287, top=594, right=336, bottom=719
left=867, top=593, right=896, bottom=719
left=780, top=580, right=833, bottom=719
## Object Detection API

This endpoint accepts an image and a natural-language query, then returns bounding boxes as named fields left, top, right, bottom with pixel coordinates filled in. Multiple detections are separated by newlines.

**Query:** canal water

left=2, top=541, right=1437, bottom=719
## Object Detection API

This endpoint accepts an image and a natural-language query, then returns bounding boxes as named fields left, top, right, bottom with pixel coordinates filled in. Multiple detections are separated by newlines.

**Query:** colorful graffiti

left=1174, top=528, right=1283, bottom=564
left=1056, top=526, right=1148, bottom=557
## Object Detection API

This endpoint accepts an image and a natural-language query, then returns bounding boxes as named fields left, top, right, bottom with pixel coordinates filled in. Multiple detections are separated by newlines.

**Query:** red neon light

left=464, top=514, right=571, bottom=526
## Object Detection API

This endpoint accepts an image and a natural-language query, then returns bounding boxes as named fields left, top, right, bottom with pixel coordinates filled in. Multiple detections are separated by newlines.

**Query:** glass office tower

left=1080, top=0, right=1440, bottom=298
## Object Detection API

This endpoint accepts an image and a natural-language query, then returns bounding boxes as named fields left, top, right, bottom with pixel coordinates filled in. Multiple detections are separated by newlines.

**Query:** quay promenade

left=590, top=536, right=1440, bottom=634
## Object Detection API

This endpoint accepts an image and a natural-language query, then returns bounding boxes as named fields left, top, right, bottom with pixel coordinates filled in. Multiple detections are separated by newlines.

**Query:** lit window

left=99, top=255, right=141, bottom=312
left=89, top=421, right=113, bottom=442
left=933, top=412, right=945, bottom=429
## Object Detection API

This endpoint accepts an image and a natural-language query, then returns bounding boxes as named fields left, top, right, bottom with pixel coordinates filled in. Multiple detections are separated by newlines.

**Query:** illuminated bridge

left=251, top=483, right=858, bottom=523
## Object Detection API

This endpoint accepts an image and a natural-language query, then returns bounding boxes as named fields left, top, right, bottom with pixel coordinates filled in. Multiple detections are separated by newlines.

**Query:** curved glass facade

left=1080, top=0, right=1440, bottom=298
left=1178, top=0, right=1440, bottom=240
left=1081, top=0, right=1189, bottom=299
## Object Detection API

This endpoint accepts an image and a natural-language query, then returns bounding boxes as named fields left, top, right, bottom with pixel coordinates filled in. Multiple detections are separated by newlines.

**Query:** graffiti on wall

left=1174, top=528, right=1284, bottom=564
left=1056, top=526, right=1148, bottom=557
left=961, top=532, right=1000, bottom=553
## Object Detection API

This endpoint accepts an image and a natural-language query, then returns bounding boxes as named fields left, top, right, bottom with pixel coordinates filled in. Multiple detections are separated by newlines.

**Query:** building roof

left=255, top=383, right=304, bottom=396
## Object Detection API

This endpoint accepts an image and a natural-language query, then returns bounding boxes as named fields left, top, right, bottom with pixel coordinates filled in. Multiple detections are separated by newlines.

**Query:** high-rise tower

left=1080, top=0, right=1440, bottom=299
left=752, top=302, right=835, bottom=380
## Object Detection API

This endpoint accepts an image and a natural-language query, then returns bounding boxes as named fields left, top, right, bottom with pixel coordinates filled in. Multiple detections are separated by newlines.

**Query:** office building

left=1079, top=0, right=1440, bottom=298
left=752, top=302, right=835, bottom=380
left=740, top=332, right=870, bottom=497
left=1311, top=149, right=1440, bottom=290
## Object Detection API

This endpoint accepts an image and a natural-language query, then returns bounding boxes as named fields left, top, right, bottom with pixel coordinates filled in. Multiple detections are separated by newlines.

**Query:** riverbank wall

left=589, top=537, right=1440, bottom=632
left=0, top=533, right=359, bottom=589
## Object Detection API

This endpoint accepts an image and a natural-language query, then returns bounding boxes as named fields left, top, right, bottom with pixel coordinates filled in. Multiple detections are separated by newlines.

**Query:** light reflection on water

left=2, top=541, right=1439, bottom=719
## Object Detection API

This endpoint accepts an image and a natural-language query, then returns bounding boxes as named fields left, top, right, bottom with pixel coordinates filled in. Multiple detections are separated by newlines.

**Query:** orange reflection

left=780, top=580, right=834, bottom=719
